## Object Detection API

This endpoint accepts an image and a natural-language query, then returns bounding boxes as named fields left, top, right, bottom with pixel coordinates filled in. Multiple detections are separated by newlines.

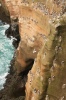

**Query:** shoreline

left=0, top=22, right=25, bottom=100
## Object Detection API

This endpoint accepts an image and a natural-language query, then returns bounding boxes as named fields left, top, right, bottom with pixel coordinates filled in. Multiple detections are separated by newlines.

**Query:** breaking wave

left=0, top=22, right=15, bottom=90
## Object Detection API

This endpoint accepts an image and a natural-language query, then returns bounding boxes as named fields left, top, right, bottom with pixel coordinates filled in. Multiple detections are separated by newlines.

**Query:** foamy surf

left=0, top=22, right=15, bottom=90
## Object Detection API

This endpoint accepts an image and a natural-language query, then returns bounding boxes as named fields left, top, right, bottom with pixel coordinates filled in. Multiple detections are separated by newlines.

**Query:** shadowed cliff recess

left=0, top=0, right=66, bottom=100
left=0, top=0, right=10, bottom=23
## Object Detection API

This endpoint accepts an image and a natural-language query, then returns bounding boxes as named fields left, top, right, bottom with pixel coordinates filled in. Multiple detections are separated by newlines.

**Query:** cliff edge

left=0, top=0, right=66, bottom=100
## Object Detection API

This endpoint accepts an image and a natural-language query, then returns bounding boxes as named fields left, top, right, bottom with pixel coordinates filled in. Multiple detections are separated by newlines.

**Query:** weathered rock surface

left=14, top=0, right=59, bottom=73
left=4, top=0, right=66, bottom=74
left=26, top=14, right=66, bottom=100
left=0, top=0, right=66, bottom=100
left=2, top=0, right=66, bottom=72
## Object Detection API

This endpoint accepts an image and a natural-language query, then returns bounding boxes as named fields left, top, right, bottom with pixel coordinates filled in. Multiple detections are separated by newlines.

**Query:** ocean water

left=0, top=22, right=15, bottom=90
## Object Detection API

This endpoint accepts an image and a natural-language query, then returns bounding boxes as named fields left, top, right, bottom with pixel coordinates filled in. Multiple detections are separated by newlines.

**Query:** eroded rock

left=0, top=0, right=66, bottom=100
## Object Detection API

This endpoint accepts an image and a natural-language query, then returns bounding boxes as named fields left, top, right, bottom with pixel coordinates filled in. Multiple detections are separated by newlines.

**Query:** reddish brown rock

left=14, top=0, right=66, bottom=73
left=25, top=14, right=66, bottom=100
left=0, top=0, right=66, bottom=100
left=2, top=0, right=66, bottom=73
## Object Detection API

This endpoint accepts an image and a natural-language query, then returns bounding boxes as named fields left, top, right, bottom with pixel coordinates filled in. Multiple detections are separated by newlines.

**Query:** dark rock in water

left=5, top=24, right=20, bottom=48
left=0, top=57, right=25, bottom=100
left=0, top=20, right=7, bottom=25
left=0, top=91, right=2, bottom=99
left=0, top=20, right=3, bottom=25
left=0, top=1, right=25, bottom=100
left=0, top=11, right=24, bottom=100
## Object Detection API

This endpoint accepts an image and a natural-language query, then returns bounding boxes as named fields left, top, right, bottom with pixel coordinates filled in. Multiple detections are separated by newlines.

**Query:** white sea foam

left=0, top=23, right=15, bottom=90
left=0, top=73, right=8, bottom=80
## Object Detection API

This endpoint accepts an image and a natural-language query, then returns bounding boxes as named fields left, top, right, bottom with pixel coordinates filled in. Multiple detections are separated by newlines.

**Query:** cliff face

left=3, top=0, right=66, bottom=73
left=26, top=14, right=66, bottom=100
left=0, top=0, right=66, bottom=100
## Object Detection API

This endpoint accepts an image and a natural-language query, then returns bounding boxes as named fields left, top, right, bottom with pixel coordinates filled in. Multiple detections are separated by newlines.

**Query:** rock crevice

left=0, top=0, right=66, bottom=100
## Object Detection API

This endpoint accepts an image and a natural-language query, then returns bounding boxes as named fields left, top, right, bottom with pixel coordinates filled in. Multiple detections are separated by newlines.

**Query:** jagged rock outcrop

left=26, top=14, right=66, bottom=100
left=2, top=0, right=66, bottom=73
left=13, top=0, right=66, bottom=74
left=0, top=0, right=66, bottom=100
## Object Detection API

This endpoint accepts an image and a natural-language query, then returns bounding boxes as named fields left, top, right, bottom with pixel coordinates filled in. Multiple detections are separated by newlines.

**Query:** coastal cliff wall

left=0, top=0, right=66, bottom=100
left=3, top=0, right=66, bottom=72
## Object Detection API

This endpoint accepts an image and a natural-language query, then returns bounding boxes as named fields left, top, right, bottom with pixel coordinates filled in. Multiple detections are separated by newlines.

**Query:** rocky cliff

left=26, top=14, right=66, bottom=100
left=0, top=0, right=10, bottom=23
left=0, top=0, right=66, bottom=100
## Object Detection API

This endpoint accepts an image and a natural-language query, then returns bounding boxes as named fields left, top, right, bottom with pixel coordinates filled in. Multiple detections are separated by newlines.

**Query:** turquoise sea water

left=0, top=22, right=15, bottom=90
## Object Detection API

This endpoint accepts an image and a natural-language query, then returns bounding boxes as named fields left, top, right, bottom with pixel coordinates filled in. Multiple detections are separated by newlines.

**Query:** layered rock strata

left=26, top=14, right=66, bottom=100
left=2, top=0, right=66, bottom=73
left=0, top=0, right=66, bottom=100
left=14, top=0, right=66, bottom=74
